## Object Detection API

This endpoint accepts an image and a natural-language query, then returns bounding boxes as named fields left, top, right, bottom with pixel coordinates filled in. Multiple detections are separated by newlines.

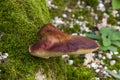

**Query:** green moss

left=0, top=0, right=67, bottom=80
left=107, top=15, right=117, bottom=25
left=66, top=65, right=96, bottom=80
left=84, top=0, right=98, bottom=7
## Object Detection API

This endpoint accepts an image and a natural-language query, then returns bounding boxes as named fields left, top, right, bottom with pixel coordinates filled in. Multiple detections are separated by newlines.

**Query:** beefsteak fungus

left=29, top=24, right=99, bottom=58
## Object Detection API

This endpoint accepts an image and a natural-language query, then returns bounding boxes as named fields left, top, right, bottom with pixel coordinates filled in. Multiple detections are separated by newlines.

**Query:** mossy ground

left=0, top=0, right=120, bottom=80
left=0, top=0, right=65, bottom=80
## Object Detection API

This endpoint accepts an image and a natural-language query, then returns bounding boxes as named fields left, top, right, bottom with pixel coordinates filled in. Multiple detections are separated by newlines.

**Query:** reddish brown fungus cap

left=29, top=23, right=99, bottom=58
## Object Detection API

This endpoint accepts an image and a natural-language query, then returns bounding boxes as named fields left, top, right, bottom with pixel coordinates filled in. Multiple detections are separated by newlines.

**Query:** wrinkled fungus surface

left=29, top=24, right=99, bottom=57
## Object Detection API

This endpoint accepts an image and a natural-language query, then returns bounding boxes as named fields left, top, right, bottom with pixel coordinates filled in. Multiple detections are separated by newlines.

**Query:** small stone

left=112, top=70, right=117, bottom=74
left=103, top=71, right=107, bottom=74
left=99, top=51, right=103, bottom=53
left=117, top=56, right=120, bottom=58
left=116, top=14, right=119, bottom=17
left=98, top=53, right=102, bottom=59
left=81, top=1, right=85, bottom=5
left=52, top=17, right=64, bottom=25
left=62, top=55, right=69, bottom=59
left=104, top=66, right=108, bottom=70
left=95, top=77, right=100, bottom=80
left=62, top=14, right=67, bottom=18
left=0, top=56, right=3, bottom=60
left=68, top=60, right=74, bottom=65
left=98, top=65, right=103, bottom=68
left=103, top=13, right=109, bottom=18
left=100, top=60, right=104, bottom=65
left=68, top=9, right=72, bottom=12
left=95, top=15, right=98, bottom=20
left=86, top=64, right=91, bottom=68
left=91, top=63, right=98, bottom=69
left=106, top=53, right=112, bottom=59
left=117, top=21, right=120, bottom=25
left=102, top=56, right=106, bottom=60
left=4, top=53, right=8, bottom=57
left=75, top=20, right=79, bottom=24
left=110, top=60, right=116, bottom=66
left=86, top=6, right=91, bottom=9
left=72, top=33, right=78, bottom=36
left=110, top=51, right=113, bottom=55
left=65, top=7, right=71, bottom=12
left=113, top=52, right=119, bottom=55
left=2, top=55, right=7, bottom=59
left=95, top=69, right=100, bottom=73
left=72, top=14, right=75, bottom=18
left=97, top=3, right=105, bottom=11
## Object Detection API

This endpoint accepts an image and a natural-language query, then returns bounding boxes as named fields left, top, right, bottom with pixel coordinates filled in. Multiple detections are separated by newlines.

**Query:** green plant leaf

left=99, top=45, right=117, bottom=52
left=86, top=33, right=101, bottom=40
left=112, top=41, right=120, bottom=47
left=100, top=27, right=113, bottom=37
left=99, top=46, right=109, bottom=51
left=102, top=35, right=111, bottom=46
left=108, top=46, right=118, bottom=52
left=111, top=32, right=120, bottom=40
left=112, top=0, right=120, bottom=9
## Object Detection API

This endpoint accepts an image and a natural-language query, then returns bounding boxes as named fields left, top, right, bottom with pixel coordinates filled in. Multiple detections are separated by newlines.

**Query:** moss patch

left=0, top=0, right=65, bottom=79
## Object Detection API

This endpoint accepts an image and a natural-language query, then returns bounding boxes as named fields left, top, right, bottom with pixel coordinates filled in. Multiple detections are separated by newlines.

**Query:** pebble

left=117, top=21, right=120, bottom=25
left=103, top=13, right=109, bottom=18
left=62, top=54, right=69, bottom=59
left=113, top=52, right=119, bottom=55
left=102, top=56, right=106, bottom=60
left=91, top=63, right=98, bottom=69
left=2, top=55, right=8, bottom=59
left=117, top=56, right=120, bottom=58
left=104, top=66, right=108, bottom=70
left=110, top=51, right=113, bottom=55
left=95, top=77, right=100, bottom=80
left=52, top=17, right=64, bottom=25
left=98, top=65, right=103, bottom=68
left=100, top=60, right=104, bottom=65
left=62, top=14, right=67, bottom=18
left=68, top=60, right=74, bottom=65
left=112, top=10, right=118, bottom=17
left=98, top=53, right=102, bottom=59
left=97, top=2, right=105, bottom=11
left=116, top=14, right=119, bottom=17
left=110, top=60, right=116, bottom=66
left=86, top=6, right=91, bottom=9
left=0, top=56, right=2, bottom=60
left=95, top=69, right=100, bottom=73
left=4, top=53, right=9, bottom=57
left=72, top=33, right=78, bottom=36
left=86, top=64, right=91, bottom=68
left=72, top=14, right=75, bottom=18
left=0, top=52, right=9, bottom=59
left=106, top=53, right=112, bottom=59
left=112, top=70, right=117, bottom=74
left=65, top=7, right=71, bottom=12
left=103, top=70, right=107, bottom=74
left=95, top=14, right=98, bottom=20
